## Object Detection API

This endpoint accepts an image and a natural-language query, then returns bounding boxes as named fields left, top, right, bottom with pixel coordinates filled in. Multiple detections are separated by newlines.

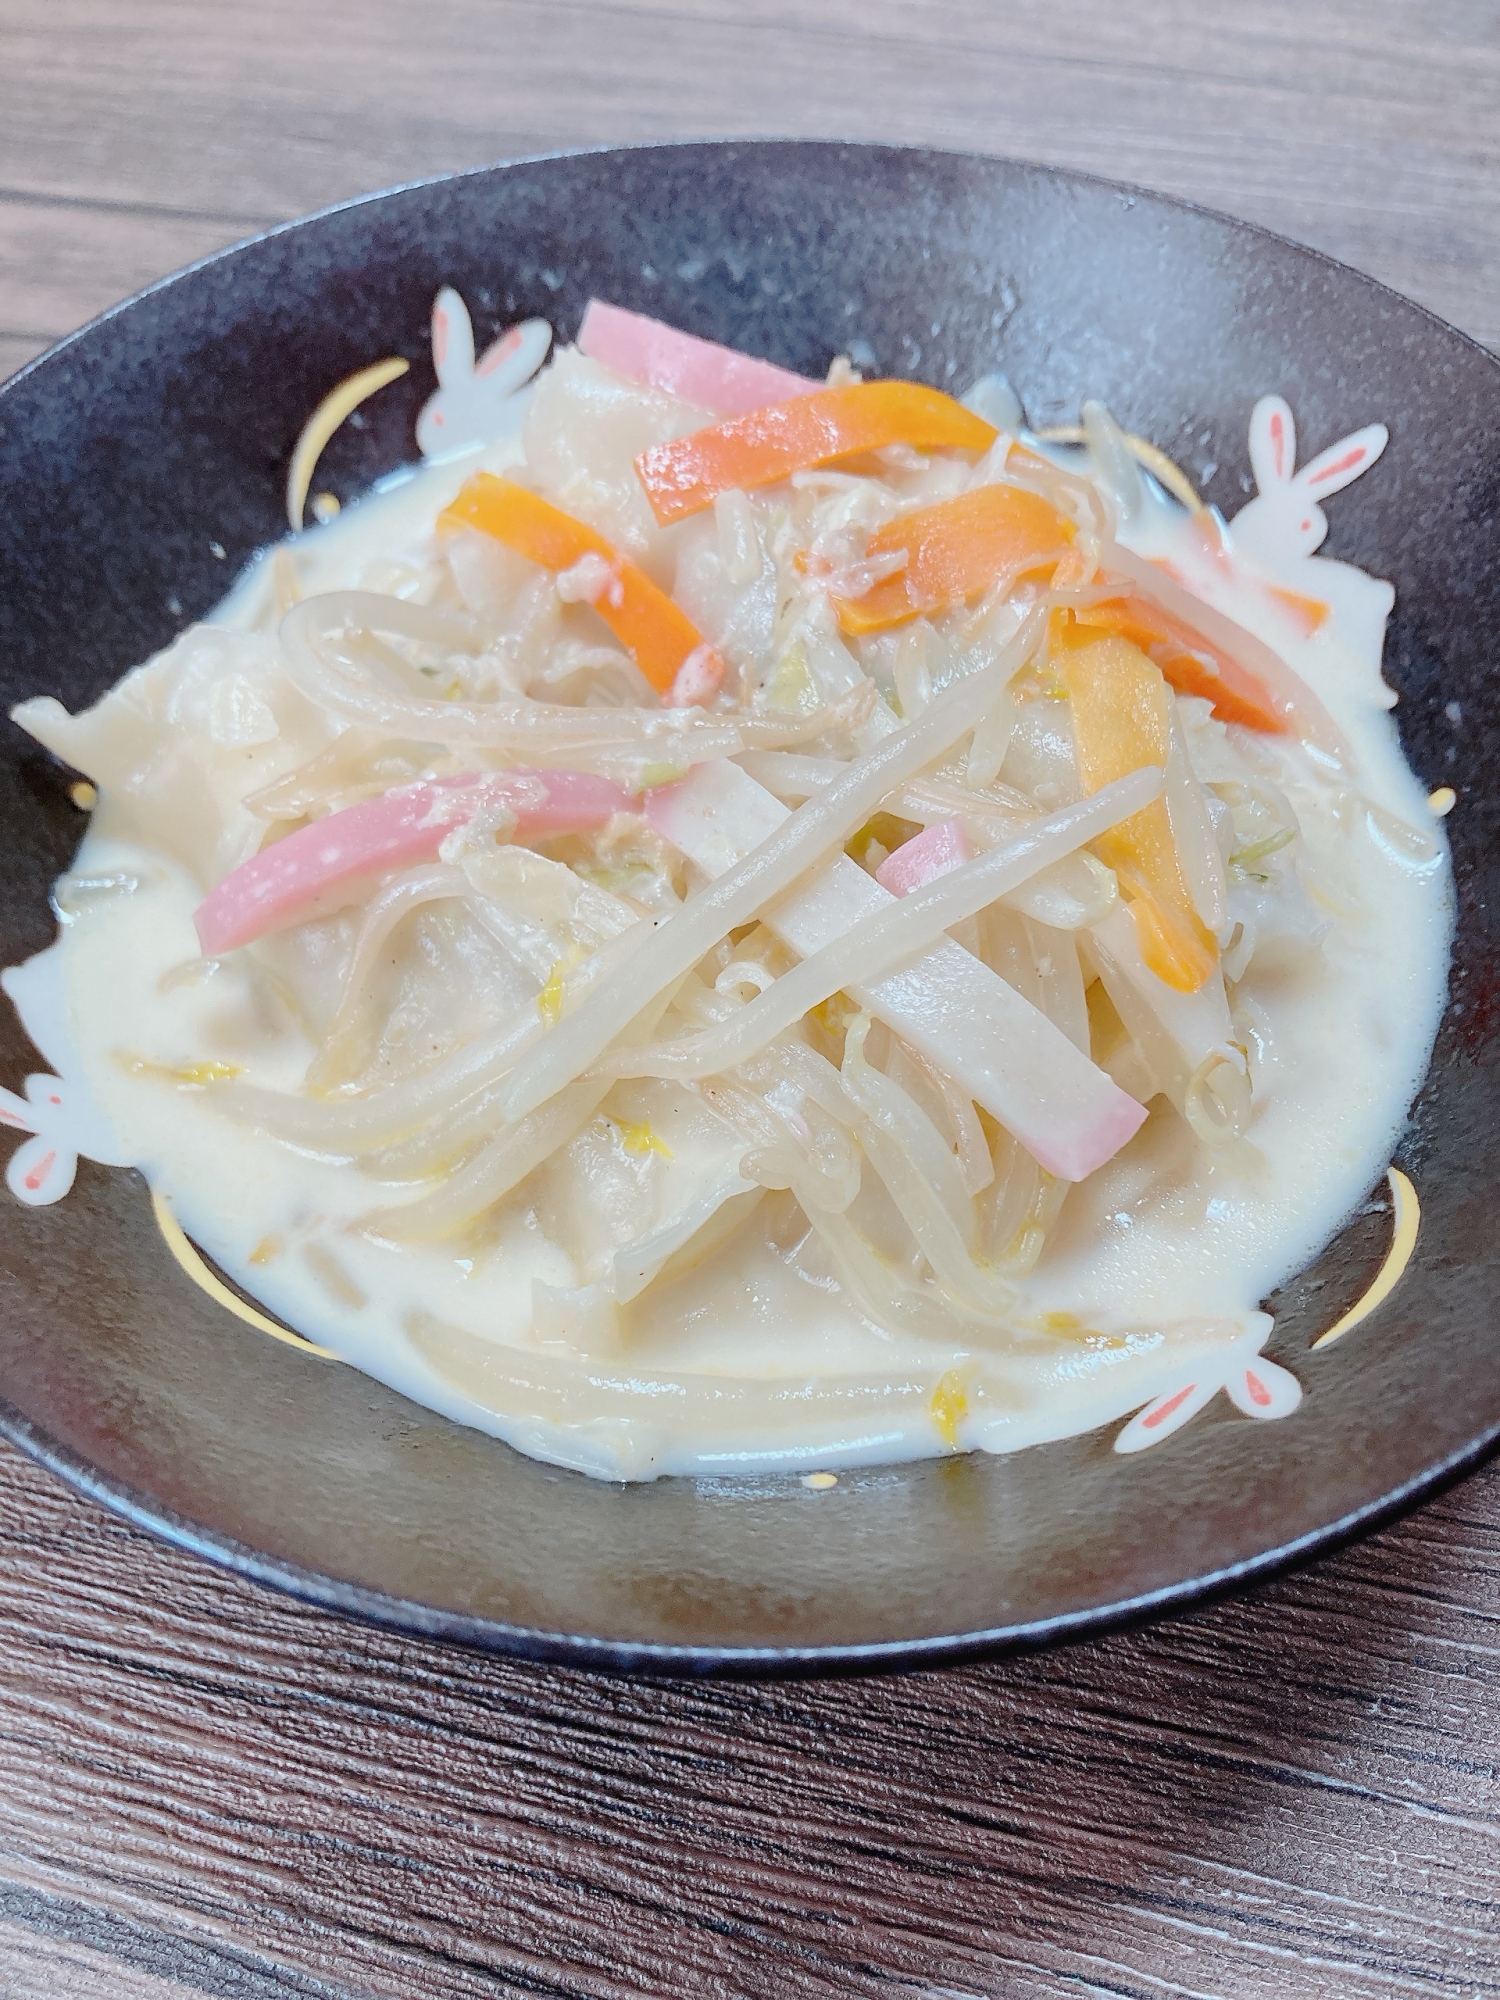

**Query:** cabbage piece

left=14, top=625, right=334, bottom=886
left=532, top=1080, right=755, bottom=1300
left=521, top=348, right=712, bottom=569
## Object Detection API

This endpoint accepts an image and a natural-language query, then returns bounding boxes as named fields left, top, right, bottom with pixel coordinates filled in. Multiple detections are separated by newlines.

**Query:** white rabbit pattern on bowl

left=0, top=943, right=133, bottom=1205
left=415, top=288, right=552, bottom=458
left=1231, top=395, right=1393, bottom=668
left=1112, top=1317, right=1303, bottom=1454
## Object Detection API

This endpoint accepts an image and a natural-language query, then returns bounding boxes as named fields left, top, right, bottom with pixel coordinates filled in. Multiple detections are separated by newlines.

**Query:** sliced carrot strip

left=1125, top=890, right=1217, bottom=993
left=1265, top=582, right=1331, bottom=636
left=1101, top=541, right=1340, bottom=747
left=1150, top=549, right=1330, bottom=643
left=441, top=473, right=721, bottom=700
left=831, top=483, right=1076, bottom=634
left=1058, top=630, right=1217, bottom=994
left=1057, top=597, right=1285, bottom=735
left=634, top=382, right=997, bottom=525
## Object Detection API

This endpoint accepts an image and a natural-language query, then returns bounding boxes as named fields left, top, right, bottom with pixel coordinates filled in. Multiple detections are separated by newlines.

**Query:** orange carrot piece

left=634, top=382, right=997, bottom=525
left=1149, top=529, right=1331, bottom=639
left=1058, top=630, right=1217, bottom=994
left=1265, top=582, right=1331, bottom=636
left=441, top=473, right=721, bottom=701
left=831, top=484, right=1077, bottom=634
left=1101, top=541, right=1341, bottom=747
left=1058, top=597, right=1286, bottom=735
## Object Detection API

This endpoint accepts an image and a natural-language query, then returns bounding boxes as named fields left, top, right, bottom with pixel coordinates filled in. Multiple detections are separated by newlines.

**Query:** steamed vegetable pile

left=17, top=303, right=1345, bottom=1351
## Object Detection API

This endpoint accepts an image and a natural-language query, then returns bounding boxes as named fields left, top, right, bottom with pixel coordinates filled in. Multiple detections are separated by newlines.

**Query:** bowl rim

left=4, top=137, right=1498, bottom=1676
left=12, top=135, right=1500, bottom=391
left=2, top=1383, right=1497, bottom=1675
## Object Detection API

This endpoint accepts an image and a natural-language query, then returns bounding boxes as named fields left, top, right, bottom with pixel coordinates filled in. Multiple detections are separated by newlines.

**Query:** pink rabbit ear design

left=474, top=322, right=523, bottom=375
left=0, top=1080, right=78, bottom=1206
left=6, top=1131, right=78, bottom=1205
left=1224, top=1354, right=1302, bottom=1420
left=1248, top=394, right=1297, bottom=495
left=473, top=318, right=552, bottom=395
left=1113, top=1316, right=1303, bottom=1453
left=1112, top=1374, right=1221, bottom=1454
left=1296, top=423, right=1389, bottom=500
left=0, top=1083, right=33, bottom=1134
left=418, top=291, right=553, bottom=458
left=0, top=1065, right=128, bottom=1207
left=431, top=285, right=475, bottom=388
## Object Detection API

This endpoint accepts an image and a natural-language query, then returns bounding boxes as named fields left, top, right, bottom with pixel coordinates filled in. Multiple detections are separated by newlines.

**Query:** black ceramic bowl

left=2, top=142, right=1497, bottom=1674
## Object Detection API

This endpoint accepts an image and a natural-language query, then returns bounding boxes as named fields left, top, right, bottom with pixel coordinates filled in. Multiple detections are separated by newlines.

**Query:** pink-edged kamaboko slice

left=646, top=761, right=1147, bottom=1183
left=576, top=300, right=818, bottom=416
left=195, top=769, right=633, bottom=956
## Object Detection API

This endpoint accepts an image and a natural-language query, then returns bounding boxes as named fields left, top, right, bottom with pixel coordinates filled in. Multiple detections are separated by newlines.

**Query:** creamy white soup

left=6, top=300, right=1451, bottom=1478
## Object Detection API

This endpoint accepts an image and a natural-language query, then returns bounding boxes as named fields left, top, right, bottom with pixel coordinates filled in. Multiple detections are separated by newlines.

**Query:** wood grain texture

left=0, top=1436, right=1496, bottom=1999
left=3, top=0, right=1500, bottom=1991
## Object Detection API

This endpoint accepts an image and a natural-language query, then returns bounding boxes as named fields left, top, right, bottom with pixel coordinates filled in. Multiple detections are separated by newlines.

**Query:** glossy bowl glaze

left=1, top=142, right=1497, bottom=1673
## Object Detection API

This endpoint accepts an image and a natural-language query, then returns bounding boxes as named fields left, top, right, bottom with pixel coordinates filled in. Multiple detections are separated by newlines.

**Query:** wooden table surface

left=2, top=3, right=1498, bottom=1993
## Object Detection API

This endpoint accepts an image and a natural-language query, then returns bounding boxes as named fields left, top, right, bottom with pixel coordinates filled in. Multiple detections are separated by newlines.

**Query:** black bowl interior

left=1, top=142, right=1497, bottom=1672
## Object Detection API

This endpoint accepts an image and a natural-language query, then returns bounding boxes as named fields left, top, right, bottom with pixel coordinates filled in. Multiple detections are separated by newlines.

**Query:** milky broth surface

left=24, top=398, right=1453, bottom=1479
